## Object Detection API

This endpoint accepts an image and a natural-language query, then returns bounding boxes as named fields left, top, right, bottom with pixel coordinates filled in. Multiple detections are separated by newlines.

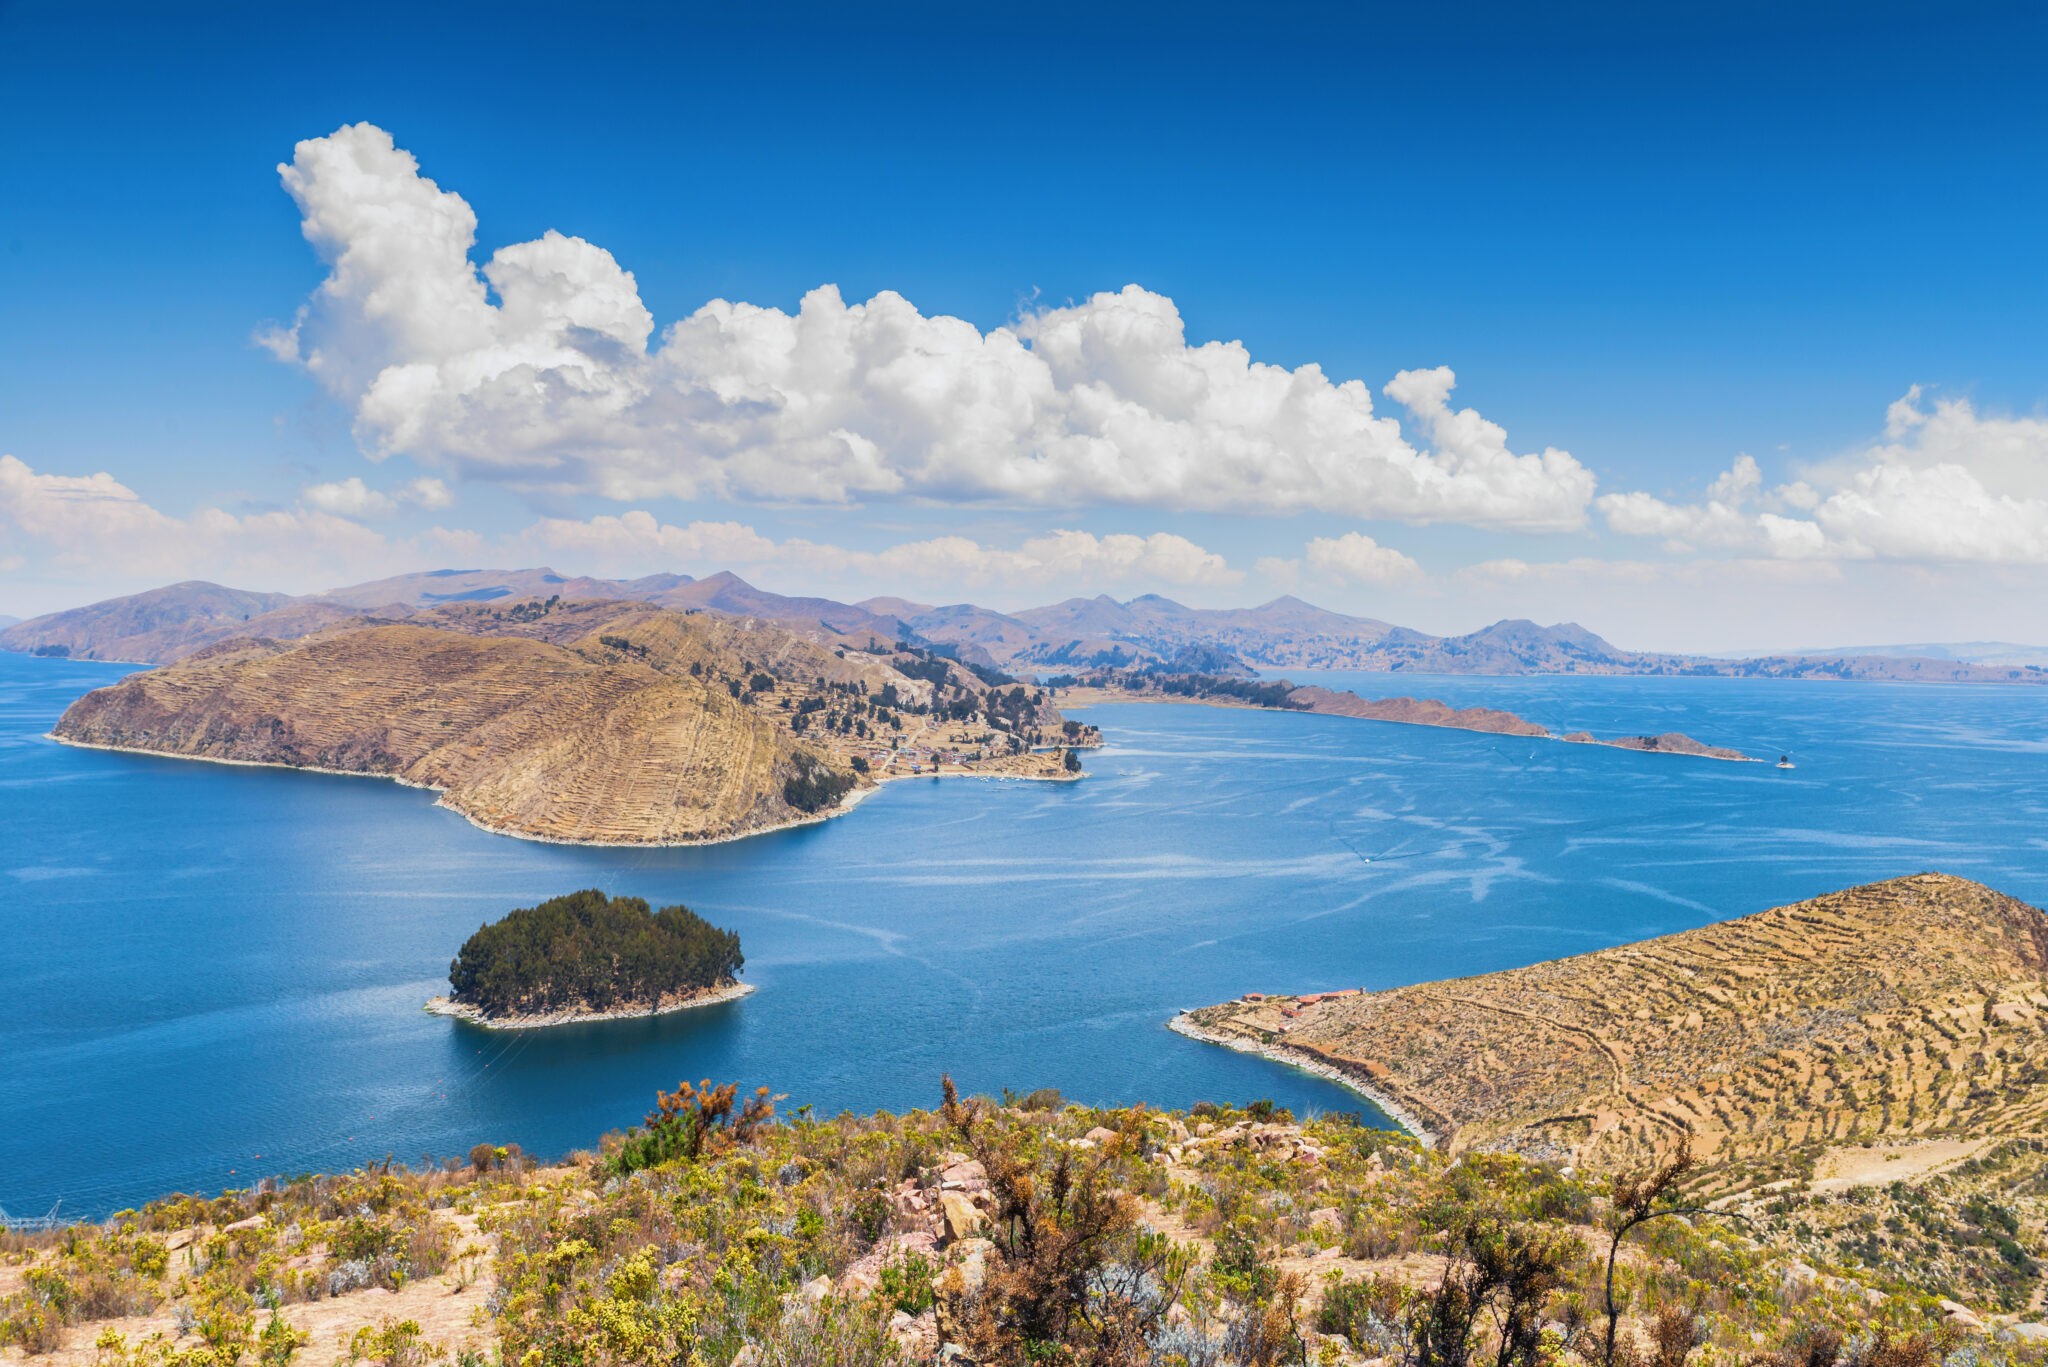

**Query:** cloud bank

left=261, top=123, right=1595, bottom=531
left=0, top=456, right=1243, bottom=602
left=0, top=455, right=403, bottom=588
left=1601, top=389, right=2048, bottom=564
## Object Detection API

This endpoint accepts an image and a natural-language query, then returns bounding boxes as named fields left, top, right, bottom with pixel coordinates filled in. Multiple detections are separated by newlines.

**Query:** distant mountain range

left=6, top=568, right=2047, bottom=685
left=1719, top=641, right=2048, bottom=669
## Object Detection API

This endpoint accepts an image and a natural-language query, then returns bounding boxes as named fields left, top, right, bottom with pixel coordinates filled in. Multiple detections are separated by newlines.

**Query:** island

left=1176, top=872, right=2048, bottom=1196
left=426, top=889, right=747, bottom=1028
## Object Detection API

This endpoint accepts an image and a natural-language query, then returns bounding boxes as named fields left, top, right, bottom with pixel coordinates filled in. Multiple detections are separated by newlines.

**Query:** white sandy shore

left=48, top=733, right=1075, bottom=849
left=425, top=981, right=756, bottom=1030
left=1168, top=1012, right=1439, bottom=1148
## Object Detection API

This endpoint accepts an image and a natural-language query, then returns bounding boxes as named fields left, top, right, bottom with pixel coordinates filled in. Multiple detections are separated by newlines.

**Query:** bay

left=3, top=652, right=2045, bottom=1216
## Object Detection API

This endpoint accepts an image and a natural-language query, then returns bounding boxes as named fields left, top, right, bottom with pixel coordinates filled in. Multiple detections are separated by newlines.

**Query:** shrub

left=876, top=1251, right=935, bottom=1316
left=343, top=1318, right=444, bottom=1367
left=605, top=1079, right=776, bottom=1176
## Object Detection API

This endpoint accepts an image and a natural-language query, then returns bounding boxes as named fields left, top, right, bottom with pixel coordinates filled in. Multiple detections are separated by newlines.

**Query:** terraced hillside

left=1184, top=874, right=2048, bottom=1192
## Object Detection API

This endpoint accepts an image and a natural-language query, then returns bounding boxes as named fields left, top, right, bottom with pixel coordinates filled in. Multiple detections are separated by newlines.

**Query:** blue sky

left=5, top=0, right=2048, bottom=649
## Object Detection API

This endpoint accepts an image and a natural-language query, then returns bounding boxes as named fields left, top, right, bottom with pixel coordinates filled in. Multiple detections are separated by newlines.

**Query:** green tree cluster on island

left=448, top=890, right=741, bottom=1018
left=783, top=751, right=855, bottom=813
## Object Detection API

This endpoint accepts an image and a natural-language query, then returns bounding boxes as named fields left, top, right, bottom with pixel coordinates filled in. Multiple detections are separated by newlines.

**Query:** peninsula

left=1178, top=873, right=2048, bottom=1196
left=47, top=596, right=1091, bottom=846
left=1061, top=673, right=1753, bottom=759
left=426, top=889, right=746, bottom=1028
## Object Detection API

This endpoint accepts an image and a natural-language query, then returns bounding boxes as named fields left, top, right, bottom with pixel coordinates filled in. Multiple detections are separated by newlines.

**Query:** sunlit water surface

left=3, top=652, right=2045, bottom=1214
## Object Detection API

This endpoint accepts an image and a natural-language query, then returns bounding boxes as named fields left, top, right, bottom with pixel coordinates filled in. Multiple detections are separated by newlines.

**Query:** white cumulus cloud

left=261, top=123, right=1596, bottom=531
left=1599, top=389, right=2048, bottom=563
left=1303, top=531, right=1424, bottom=585
left=515, top=511, right=1238, bottom=589
left=301, top=475, right=453, bottom=517
left=0, top=454, right=413, bottom=589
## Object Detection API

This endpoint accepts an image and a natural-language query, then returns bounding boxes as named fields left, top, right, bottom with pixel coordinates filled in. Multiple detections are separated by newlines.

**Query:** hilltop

left=10, top=1077, right=2048, bottom=1366
left=11, top=570, right=2048, bottom=683
left=49, top=597, right=1086, bottom=846
left=1182, top=874, right=2048, bottom=1196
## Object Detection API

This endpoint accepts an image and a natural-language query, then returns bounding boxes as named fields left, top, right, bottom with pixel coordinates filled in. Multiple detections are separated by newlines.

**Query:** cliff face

left=52, top=616, right=841, bottom=845
left=1187, top=874, right=2048, bottom=1186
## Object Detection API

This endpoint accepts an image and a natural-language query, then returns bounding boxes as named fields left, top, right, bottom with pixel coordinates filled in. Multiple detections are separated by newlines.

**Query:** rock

left=950, top=1237, right=995, bottom=1295
left=941, top=1192, right=988, bottom=1245
left=1307, top=1207, right=1343, bottom=1232
left=940, top=1159, right=986, bottom=1185
left=939, top=1344, right=977, bottom=1365
left=732, top=1347, right=762, bottom=1367
left=838, top=1231, right=941, bottom=1293
left=2007, top=1324, right=2048, bottom=1343
left=799, top=1274, right=833, bottom=1305
left=223, top=1215, right=266, bottom=1233
left=1783, top=1260, right=1819, bottom=1287
left=1940, top=1299, right=1983, bottom=1330
left=1084, top=1126, right=1120, bottom=1144
left=888, top=1309, right=940, bottom=1358
left=1196, top=1122, right=1215, bottom=1138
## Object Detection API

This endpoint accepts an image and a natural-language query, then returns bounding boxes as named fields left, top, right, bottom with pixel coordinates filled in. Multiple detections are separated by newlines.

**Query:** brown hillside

left=50, top=597, right=1086, bottom=844
left=1185, top=874, right=2048, bottom=1191
left=51, top=618, right=832, bottom=845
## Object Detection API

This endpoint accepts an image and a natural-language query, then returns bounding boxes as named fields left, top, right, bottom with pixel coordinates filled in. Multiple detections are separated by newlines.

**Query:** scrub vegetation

left=2, top=1079, right=2028, bottom=1367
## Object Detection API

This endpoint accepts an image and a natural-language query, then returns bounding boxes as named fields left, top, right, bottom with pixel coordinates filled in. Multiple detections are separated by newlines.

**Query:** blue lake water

left=4, top=651, right=2047, bottom=1217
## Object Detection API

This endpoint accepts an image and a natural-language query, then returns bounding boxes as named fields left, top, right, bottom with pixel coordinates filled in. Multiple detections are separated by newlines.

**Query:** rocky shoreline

left=424, top=980, right=755, bottom=1030
left=1166, top=1011, right=1438, bottom=1148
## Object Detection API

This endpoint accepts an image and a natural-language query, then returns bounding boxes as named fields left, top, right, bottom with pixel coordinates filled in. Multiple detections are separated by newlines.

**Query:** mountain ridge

left=8, top=569, right=2047, bottom=684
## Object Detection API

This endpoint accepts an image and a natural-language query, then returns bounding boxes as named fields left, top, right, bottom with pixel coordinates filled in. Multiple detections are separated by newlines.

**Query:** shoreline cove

left=424, top=981, right=757, bottom=1030
left=1167, top=1012, right=1438, bottom=1148
left=46, top=734, right=1080, bottom=849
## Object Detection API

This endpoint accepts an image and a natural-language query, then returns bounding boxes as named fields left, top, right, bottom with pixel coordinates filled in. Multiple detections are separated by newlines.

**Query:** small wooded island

left=425, top=889, right=749, bottom=1029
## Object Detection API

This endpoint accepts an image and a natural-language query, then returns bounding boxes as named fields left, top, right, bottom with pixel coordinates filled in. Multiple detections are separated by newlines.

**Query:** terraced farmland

left=1186, top=874, right=2048, bottom=1191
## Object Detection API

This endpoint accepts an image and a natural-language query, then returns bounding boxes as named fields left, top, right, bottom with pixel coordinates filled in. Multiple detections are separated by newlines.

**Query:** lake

left=3, top=652, right=2045, bottom=1216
